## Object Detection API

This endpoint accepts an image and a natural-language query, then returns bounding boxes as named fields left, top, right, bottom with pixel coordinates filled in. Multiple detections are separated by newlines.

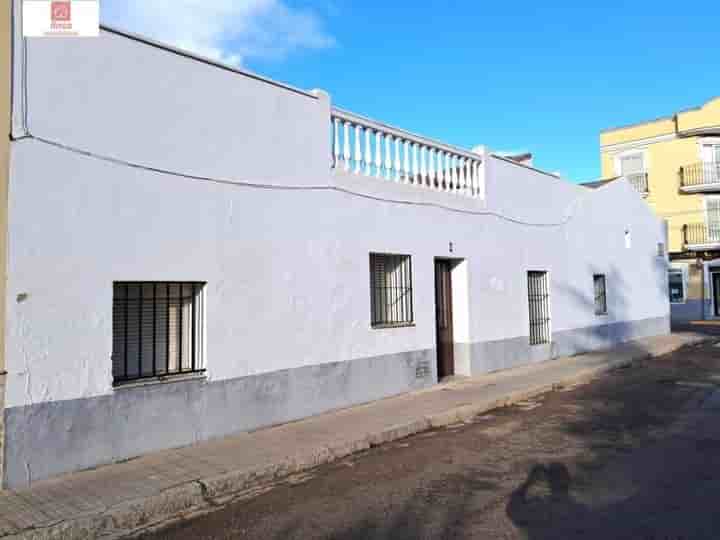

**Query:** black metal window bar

left=593, top=274, right=607, bottom=315
left=370, top=253, right=414, bottom=327
left=527, top=271, right=551, bottom=345
left=112, top=282, right=205, bottom=385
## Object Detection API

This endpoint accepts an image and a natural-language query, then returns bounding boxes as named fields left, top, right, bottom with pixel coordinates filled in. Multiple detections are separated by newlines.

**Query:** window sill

left=595, top=312, right=609, bottom=317
left=371, top=322, right=416, bottom=330
left=113, top=372, right=207, bottom=391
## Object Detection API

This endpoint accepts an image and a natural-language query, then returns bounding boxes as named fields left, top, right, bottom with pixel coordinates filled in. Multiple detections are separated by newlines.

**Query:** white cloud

left=101, top=0, right=335, bottom=66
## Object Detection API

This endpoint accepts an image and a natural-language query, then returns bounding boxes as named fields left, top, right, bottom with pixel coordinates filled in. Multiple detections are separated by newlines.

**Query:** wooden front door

left=435, top=260, right=454, bottom=379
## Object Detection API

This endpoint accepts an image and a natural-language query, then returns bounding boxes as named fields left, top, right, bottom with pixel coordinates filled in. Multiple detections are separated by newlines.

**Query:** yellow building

left=599, top=97, right=720, bottom=322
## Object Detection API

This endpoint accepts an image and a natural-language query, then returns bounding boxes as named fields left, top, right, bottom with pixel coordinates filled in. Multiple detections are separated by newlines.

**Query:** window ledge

left=113, top=372, right=207, bottom=391
left=371, top=322, right=416, bottom=330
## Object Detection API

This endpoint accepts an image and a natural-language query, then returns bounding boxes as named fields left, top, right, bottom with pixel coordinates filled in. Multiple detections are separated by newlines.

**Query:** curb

left=6, top=336, right=711, bottom=540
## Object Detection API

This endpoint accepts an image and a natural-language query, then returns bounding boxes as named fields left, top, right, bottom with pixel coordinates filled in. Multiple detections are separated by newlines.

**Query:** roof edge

left=99, top=24, right=318, bottom=100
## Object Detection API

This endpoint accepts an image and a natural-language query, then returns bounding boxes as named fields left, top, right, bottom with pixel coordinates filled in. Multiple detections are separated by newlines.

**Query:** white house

left=0, top=2, right=669, bottom=488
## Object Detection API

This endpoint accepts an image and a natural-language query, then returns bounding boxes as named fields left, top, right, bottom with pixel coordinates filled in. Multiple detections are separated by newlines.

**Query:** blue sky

left=102, top=1, right=720, bottom=182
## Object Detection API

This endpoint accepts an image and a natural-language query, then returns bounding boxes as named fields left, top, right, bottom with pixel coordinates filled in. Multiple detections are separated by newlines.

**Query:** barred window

left=527, top=271, right=551, bottom=345
left=594, top=274, right=607, bottom=315
left=112, top=282, right=205, bottom=385
left=370, top=253, right=414, bottom=327
left=668, top=269, right=685, bottom=304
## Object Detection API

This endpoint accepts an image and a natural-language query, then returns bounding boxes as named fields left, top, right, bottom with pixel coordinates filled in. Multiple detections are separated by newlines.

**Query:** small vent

left=415, top=360, right=431, bottom=379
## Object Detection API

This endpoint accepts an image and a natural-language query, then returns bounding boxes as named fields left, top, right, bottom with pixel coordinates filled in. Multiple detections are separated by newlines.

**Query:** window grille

left=527, top=271, right=551, bottom=345
left=370, top=253, right=414, bottom=327
left=112, top=282, right=205, bottom=384
left=593, top=274, right=607, bottom=315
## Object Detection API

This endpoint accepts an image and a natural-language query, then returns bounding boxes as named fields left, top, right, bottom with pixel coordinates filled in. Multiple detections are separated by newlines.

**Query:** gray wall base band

left=3, top=315, right=668, bottom=488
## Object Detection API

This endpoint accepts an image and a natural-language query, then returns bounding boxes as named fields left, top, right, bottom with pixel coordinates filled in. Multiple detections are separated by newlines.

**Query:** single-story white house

left=0, top=1, right=669, bottom=488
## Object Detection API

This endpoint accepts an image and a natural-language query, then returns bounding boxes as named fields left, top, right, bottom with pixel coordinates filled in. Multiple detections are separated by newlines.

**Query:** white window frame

left=614, top=149, right=648, bottom=177
left=697, top=138, right=720, bottom=163
left=668, top=263, right=688, bottom=305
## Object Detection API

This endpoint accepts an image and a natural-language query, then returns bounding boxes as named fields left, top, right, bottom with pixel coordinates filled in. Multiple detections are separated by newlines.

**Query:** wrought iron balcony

left=683, top=223, right=720, bottom=249
left=680, top=162, right=720, bottom=192
left=626, top=172, right=649, bottom=196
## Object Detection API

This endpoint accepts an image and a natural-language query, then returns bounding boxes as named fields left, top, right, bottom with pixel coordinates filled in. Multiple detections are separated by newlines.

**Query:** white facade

left=1, top=10, right=670, bottom=488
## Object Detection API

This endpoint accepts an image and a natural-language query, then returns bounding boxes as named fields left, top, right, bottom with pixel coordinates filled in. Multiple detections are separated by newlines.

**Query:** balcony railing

left=331, top=108, right=484, bottom=198
left=626, top=172, right=649, bottom=195
left=680, top=162, right=720, bottom=191
left=683, top=223, right=720, bottom=248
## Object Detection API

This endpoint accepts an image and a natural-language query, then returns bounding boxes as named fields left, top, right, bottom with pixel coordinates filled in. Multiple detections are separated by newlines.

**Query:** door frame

left=434, top=257, right=459, bottom=380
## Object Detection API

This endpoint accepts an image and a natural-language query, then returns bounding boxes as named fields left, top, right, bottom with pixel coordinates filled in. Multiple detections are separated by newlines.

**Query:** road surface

left=141, top=339, right=720, bottom=539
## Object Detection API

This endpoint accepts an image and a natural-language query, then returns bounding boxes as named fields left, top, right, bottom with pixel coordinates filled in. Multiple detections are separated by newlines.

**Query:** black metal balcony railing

left=680, top=162, right=720, bottom=188
left=683, top=223, right=720, bottom=246
left=626, top=172, right=649, bottom=194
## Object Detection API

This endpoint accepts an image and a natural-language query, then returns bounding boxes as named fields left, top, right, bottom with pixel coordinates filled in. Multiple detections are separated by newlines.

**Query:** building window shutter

left=369, top=254, right=414, bottom=327
left=112, top=282, right=205, bottom=385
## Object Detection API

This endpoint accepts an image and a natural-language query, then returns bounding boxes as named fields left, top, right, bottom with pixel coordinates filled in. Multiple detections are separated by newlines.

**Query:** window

left=657, top=242, right=665, bottom=257
left=705, top=198, right=720, bottom=242
left=620, top=153, right=644, bottom=175
left=112, top=282, right=205, bottom=385
left=668, top=269, right=686, bottom=304
left=527, top=271, right=551, bottom=345
left=619, top=153, right=648, bottom=193
left=370, top=253, right=413, bottom=327
left=593, top=274, right=607, bottom=315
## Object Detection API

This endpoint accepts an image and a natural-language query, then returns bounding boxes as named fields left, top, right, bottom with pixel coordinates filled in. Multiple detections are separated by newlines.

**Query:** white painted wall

left=3, top=17, right=669, bottom=409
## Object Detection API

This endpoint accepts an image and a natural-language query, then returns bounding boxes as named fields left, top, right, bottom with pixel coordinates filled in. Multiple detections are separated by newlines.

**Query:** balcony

left=683, top=223, right=720, bottom=250
left=331, top=108, right=484, bottom=198
left=679, top=162, right=720, bottom=193
left=626, top=172, right=649, bottom=196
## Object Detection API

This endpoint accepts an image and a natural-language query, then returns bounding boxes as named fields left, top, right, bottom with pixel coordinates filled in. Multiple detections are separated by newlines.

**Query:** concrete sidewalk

left=0, top=332, right=711, bottom=540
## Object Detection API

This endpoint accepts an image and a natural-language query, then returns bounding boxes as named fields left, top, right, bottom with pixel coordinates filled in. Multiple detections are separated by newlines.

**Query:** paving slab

left=0, top=331, right=711, bottom=540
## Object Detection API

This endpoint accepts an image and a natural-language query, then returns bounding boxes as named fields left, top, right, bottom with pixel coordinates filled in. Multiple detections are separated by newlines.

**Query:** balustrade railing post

left=354, top=125, right=362, bottom=174
left=403, top=140, right=410, bottom=184
left=412, top=143, right=419, bottom=185
left=439, top=152, right=446, bottom=191
left=343, top=121, right=351, bottom=172
left=394, top=137, right=401, bottom=182
left=429, top=149, right=436, bottom=189
left=450, top=156, right=457, bottom=191
left=375, top=131, right=382, bottom=179
left=333, top=118, right=340, bottom=168
left=364, top=128, right=372, bottom=176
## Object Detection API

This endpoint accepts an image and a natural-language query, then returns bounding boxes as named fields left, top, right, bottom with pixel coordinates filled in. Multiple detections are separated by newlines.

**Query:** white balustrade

left=331, top=109, right=483, bottom=198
